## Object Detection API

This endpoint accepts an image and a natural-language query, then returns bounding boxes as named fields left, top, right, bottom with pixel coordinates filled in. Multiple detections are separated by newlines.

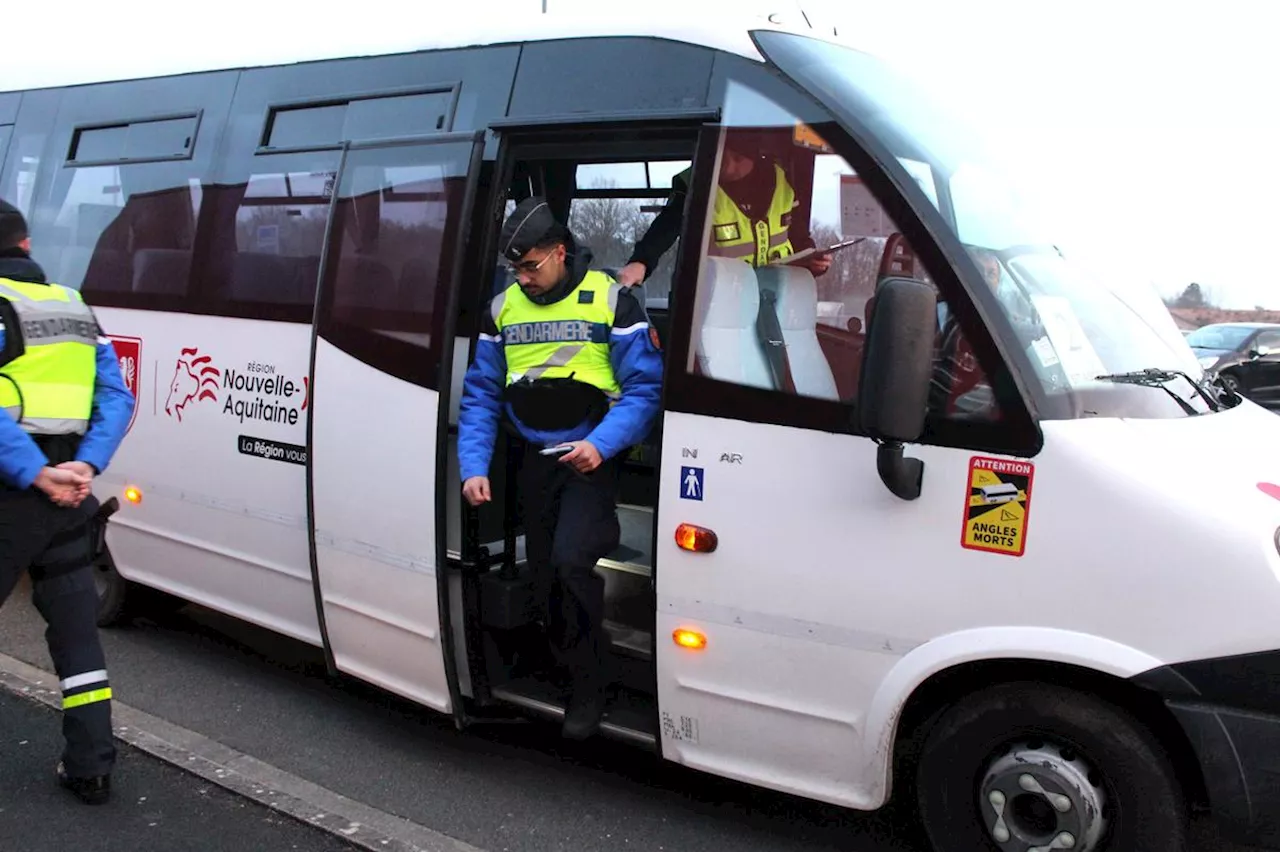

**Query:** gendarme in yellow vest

left=491, top=270, right=622, bottom=398
left=679, top=164, right=798, bottom=266
left=0, top=277, right=98, bottom=436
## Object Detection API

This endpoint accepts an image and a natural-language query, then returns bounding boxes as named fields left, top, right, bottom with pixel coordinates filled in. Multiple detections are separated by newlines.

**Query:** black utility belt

left=32, top=433, right=82, bottom=466
left=504, top=377, right=609, bottom=432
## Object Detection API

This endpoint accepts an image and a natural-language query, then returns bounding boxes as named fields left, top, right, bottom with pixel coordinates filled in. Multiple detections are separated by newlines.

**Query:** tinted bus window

left=315, top=139, right=479, bottom=388
left=262, top=89, right=457, bottom=151
left=68, top=114, right=199, bottom=165
left=199, top=150, right=341, bottom=312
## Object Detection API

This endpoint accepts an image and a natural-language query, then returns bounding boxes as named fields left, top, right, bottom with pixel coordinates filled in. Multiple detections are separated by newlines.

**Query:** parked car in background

left=1188, top=322, right=1280, bottom=408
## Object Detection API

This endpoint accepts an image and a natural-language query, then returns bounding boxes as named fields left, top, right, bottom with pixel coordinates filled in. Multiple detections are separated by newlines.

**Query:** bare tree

left=810, top=223, right=888, bottom=327
left=568, top=178, right=680, bottom=296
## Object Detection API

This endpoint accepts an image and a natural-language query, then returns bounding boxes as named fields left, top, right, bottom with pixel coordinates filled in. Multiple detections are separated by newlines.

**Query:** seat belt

left=756, top=282, right=797, bottom=394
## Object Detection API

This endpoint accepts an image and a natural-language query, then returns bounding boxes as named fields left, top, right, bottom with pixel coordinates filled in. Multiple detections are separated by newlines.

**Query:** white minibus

left=4, top=11, right=1278, bottom=852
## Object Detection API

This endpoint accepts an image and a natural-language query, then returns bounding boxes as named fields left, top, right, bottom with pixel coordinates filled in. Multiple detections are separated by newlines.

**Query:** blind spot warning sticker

left=961, top=456, right=1034, bottom=557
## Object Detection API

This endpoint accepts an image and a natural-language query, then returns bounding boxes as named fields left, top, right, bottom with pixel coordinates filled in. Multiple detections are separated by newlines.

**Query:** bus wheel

left=92, top=544, right=186, bottom=627
left=92, top=545, right=129, bottom=628
left=914, top=682, right=1188, bottom=852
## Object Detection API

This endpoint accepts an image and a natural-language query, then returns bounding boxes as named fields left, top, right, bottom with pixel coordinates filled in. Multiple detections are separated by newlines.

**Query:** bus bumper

left=1137, top=658, right=1280, bottom=849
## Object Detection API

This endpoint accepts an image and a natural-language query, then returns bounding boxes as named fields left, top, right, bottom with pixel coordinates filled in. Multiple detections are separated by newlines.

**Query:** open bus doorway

left=446, top=122, right=698, bottom=744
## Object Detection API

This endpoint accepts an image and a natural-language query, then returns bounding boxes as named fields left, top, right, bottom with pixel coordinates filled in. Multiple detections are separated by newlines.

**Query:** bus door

left=308, top=132, right=484, bottom=713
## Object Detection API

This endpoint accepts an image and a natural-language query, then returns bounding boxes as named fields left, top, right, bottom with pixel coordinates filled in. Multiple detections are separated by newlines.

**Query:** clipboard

left=768, top=237, right=866, bottom=266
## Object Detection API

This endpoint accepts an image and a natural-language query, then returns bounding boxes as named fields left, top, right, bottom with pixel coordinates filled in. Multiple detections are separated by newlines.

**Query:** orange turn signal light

left=675, top=524, right=717, bottom=553
left=124, top=486, right=143, bottom=504
left=673, top=629, right=707, bottom=651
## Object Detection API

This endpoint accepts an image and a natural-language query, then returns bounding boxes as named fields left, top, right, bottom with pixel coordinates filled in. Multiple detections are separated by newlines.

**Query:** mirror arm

left=876, top=440, right=924, bottom=501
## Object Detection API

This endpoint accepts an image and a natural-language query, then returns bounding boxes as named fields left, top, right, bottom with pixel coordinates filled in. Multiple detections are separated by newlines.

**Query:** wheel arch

left=860, top=628, right=1208, bottom=812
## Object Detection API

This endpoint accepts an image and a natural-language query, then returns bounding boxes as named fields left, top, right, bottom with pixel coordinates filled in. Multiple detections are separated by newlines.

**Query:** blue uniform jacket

left=0, top=254, right=135, bottom=491
left=458, top=265, right=664, bottom=483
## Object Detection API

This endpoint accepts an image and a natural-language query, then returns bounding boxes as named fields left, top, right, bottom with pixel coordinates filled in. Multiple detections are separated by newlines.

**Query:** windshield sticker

left=1030, top=336, right=1061, bottom=369
left=793, top=122, right=834, bottom=154
left=961, top=456, right=1034, bottom=557
left=839, top=175, right=894, bottom=239
left=1030, top=295, right=1106, bottom=385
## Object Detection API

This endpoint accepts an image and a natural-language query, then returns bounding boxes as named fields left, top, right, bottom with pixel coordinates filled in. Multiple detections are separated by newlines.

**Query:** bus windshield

left=753, top=30, right=1213, bottom=420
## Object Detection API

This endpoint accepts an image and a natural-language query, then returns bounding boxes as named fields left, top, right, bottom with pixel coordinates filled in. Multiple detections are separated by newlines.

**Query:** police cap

left=498, top=196, right=564, bottom=262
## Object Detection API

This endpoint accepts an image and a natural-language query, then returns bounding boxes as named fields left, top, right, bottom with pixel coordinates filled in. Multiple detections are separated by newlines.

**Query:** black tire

left=915, top=681, right=1188, bottom=852
left=92, top=546, right=130, bottom=628
left=92, top=543, right=186, bottom=627
left=1220, top=371, right=1241, bottom=394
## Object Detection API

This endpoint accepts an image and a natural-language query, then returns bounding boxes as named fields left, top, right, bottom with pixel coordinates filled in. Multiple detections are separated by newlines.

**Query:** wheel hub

left=979, top=741, right=1107, bottom=852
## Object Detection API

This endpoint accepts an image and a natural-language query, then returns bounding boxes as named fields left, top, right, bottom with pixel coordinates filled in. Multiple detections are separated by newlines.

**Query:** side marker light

left=673, top=629, right=707, bottom=651
left=675, top=524, right=717, bottom=553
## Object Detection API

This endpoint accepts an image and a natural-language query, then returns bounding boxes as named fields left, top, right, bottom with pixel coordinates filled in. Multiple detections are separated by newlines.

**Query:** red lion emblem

left=165, top=347, right=221, bottom=422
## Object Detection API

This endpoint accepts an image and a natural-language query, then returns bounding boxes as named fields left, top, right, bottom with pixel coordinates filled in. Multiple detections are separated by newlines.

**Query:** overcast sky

left=4, top=0, right=1275, bottom=309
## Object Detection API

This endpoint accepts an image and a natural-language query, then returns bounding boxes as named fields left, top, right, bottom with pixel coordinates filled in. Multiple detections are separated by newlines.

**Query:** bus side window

left=198, top=154, right=339, bottom=310
left=40, top=119, right=206, bottom=301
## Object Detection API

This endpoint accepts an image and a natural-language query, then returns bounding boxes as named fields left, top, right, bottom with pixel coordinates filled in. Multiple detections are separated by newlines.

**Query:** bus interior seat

left=293, top=255, right=322, bottom=305
left=756, top=265, right=838, bottom=401
left=334, top=255, right=397, bottom=311
left=226, top=252, right=301, bottom=304
left=865, top=231, right=918, bottom=327
left=398, top=256, right=435, bottom=314
left=693, top=257, right=771, bottom=390
left=132, top=249, right=192, bottom=296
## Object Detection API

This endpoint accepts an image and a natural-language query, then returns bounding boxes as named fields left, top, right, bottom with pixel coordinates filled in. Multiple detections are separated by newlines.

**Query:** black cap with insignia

left=498, top=196, right=564, bottom=262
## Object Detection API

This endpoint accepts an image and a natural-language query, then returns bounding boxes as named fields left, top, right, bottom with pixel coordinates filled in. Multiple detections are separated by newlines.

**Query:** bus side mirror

left=856, top=277, right=937, bottom=501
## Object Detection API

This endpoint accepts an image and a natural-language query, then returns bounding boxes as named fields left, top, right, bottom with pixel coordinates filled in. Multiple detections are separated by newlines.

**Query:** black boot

left=57, top=761, right=110, bottom=805
left=562, top=679, right=606, bottom=741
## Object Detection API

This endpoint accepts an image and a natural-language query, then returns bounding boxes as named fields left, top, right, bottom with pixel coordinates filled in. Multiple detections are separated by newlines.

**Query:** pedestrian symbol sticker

left=680, top=466, right=704, bottom=501
left=961, top=456, right=1034, bottom=557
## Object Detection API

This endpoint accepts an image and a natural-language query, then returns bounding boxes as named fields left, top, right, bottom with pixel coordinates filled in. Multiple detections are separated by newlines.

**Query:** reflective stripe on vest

left=0, top=278, right=98, bottom=436
left=492, top=270, right=622, bottom=397
left=683, top=164, right=797, bottom=266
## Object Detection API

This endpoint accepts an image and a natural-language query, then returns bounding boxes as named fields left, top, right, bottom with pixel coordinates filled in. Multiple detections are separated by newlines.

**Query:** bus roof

left=0, top=10, right=853, bottom=94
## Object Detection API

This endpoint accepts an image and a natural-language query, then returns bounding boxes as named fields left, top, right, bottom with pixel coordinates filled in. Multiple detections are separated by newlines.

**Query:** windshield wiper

left=1095, top=367, right=1222, bottom=414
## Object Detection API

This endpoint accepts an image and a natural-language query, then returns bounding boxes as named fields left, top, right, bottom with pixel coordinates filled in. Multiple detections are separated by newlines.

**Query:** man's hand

left=33, top=466, right=90, bottom=508
left=58, top=461, right=95, bottom=504
left=803, top=252, right=833, bottom=277
left=559, top=440, right=603, bottom=474
left=616, top=262, right=647, bottom=288
left=462, top=476, right=491, bottom=507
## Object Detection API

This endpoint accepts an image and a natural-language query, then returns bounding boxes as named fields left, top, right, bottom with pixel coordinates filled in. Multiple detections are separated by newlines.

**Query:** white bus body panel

left=95, top=308, right=321, bottom=644
left=310, top=338, right=450, bottom=712
left=655, top=402, right=1280, bottom=810
left=0, top=11, right=835, bottom=94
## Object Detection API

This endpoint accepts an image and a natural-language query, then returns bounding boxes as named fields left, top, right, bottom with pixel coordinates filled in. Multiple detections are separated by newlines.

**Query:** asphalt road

left=0, top=689, right=357, bottom=851
left=0, top=575, right=1263, bottom=852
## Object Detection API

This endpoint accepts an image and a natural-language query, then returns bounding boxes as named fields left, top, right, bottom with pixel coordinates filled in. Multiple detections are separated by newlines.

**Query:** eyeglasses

left=506, top=251, right=554, bottom=277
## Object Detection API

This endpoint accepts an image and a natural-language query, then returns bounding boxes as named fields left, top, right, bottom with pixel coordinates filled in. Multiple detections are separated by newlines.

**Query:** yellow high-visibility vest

left=679, top=164, right=798, bottom=266
left=0, top=278, right=98, bottom=436
left=491, top=270, right=622, bottom=397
